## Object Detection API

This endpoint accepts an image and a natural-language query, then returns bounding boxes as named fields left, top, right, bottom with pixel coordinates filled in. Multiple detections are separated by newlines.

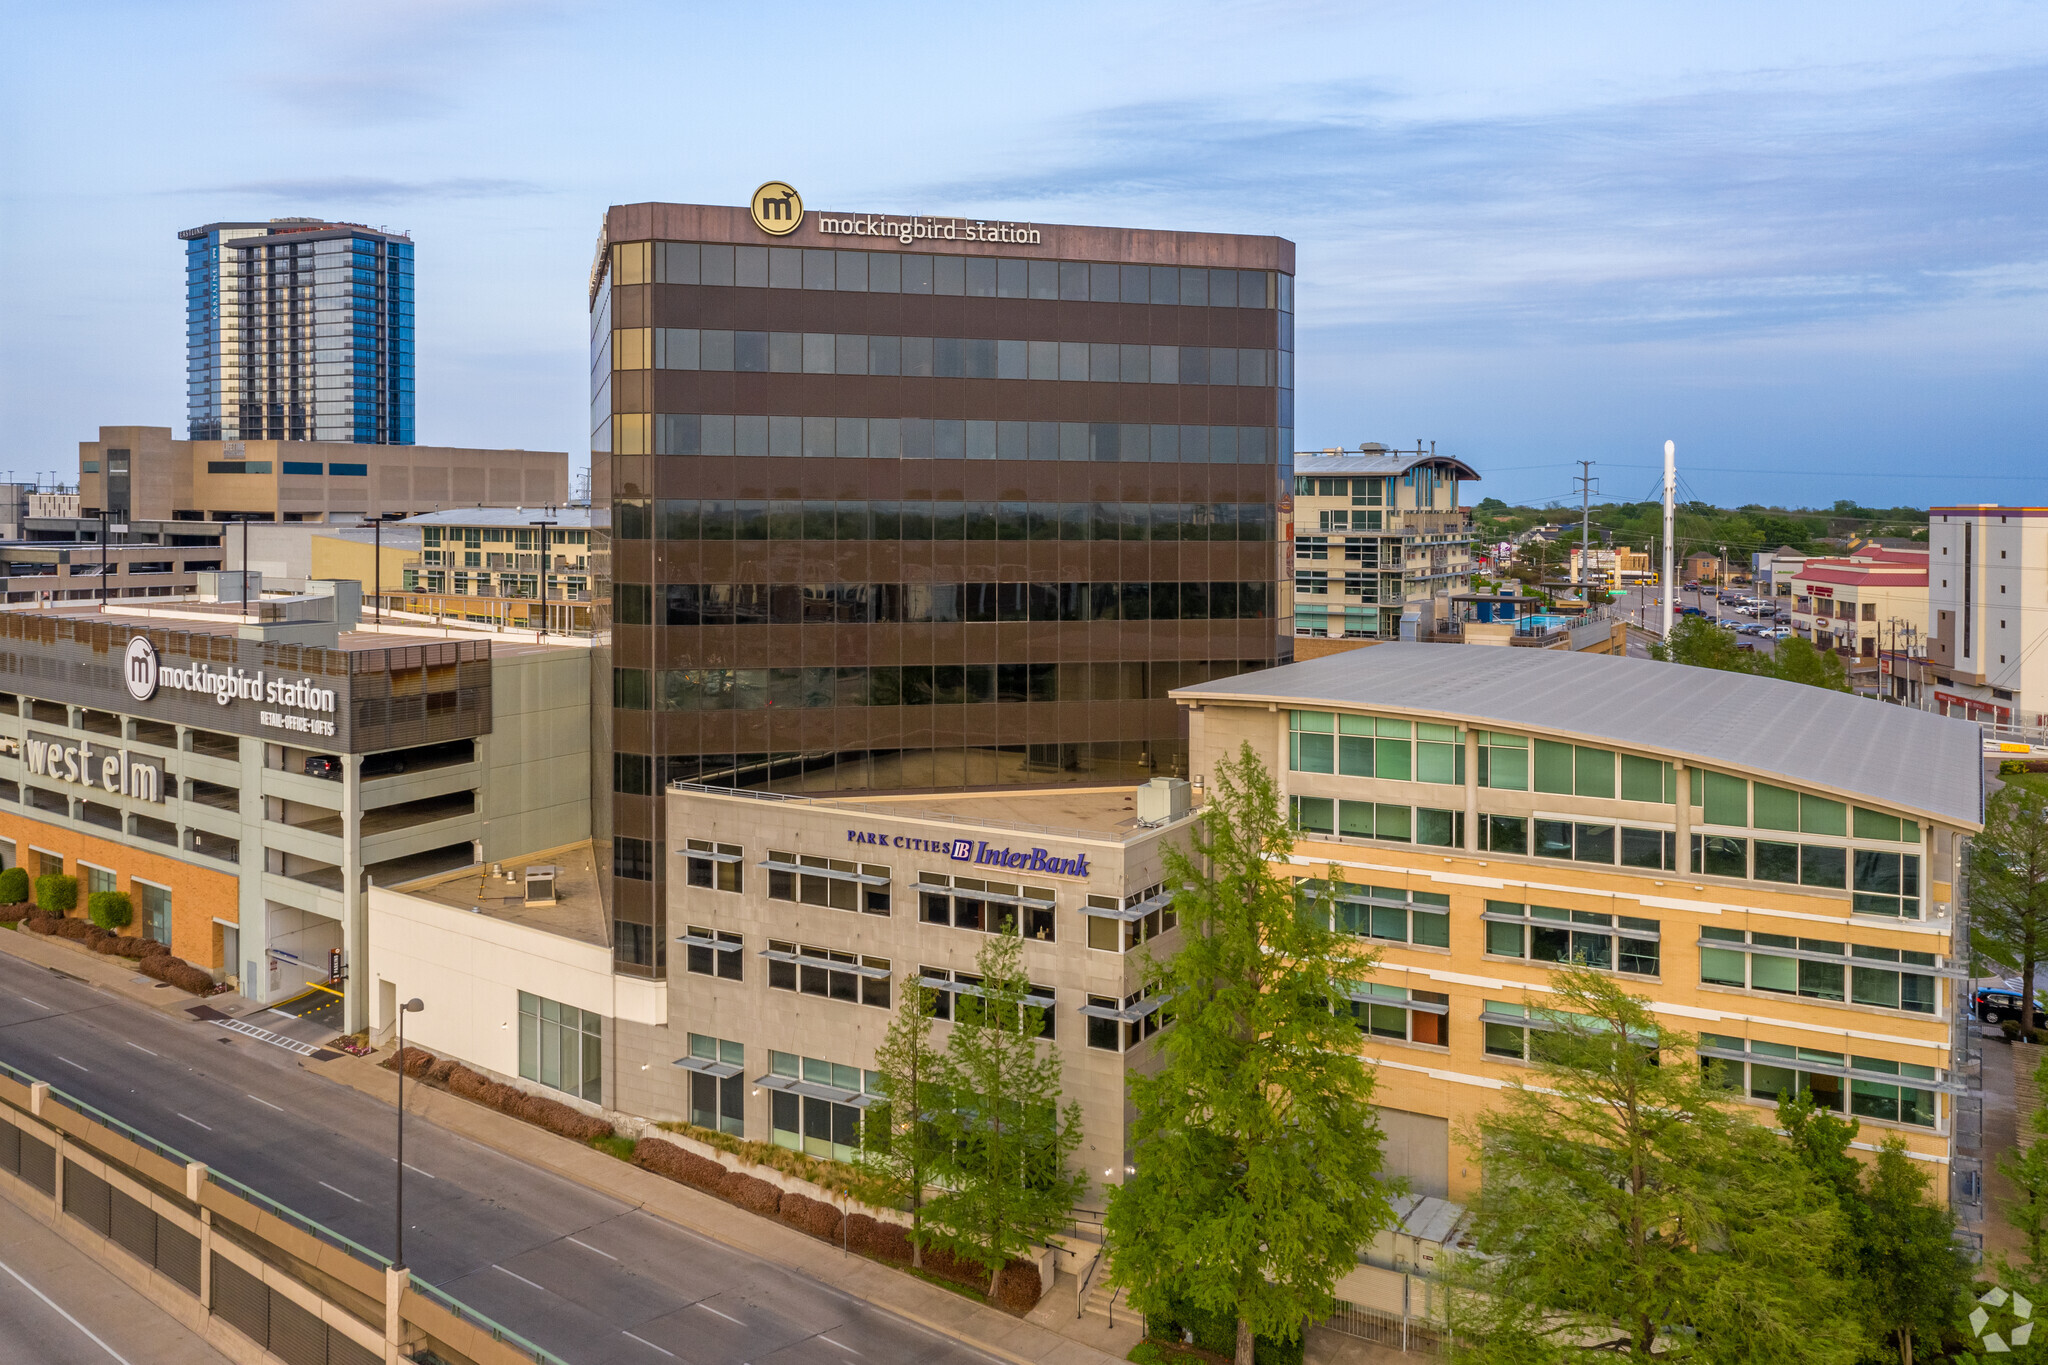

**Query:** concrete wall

left=479, top=649, right=590, bottom=862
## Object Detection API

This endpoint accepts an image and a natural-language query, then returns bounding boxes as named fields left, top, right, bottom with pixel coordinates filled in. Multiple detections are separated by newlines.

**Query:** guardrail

left=0, top=1061, right=567, bottom=1365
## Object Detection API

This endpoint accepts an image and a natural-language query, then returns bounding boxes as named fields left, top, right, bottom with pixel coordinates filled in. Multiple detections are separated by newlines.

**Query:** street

left=1603, top=581, right=1781, bottom=655
left=0, top=952, right=988, bottom=1365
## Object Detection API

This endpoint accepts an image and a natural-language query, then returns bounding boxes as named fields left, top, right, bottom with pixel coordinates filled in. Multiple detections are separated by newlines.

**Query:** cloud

left=178, top=176, right=548, bottom=203
left=925, top=62, right=2048, bottom=348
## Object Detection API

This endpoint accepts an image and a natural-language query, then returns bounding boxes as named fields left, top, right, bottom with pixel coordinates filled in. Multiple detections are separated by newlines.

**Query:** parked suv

left=303, top=755, right=342, bottom=779
left=1975, top=986, right=2036, bottom=1023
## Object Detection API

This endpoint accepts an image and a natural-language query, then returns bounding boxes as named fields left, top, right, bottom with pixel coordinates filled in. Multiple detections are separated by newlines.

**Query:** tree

left=1780, top=1090, right=1968, bottom=1364
left=1759, top=635, right=1850, bottom=691
left=922, top=932, right=1085, bottom=1296
left=33, top=873, right=77, bottom=915
left=1451, top=968, right=1859, bottom=1364
left=1106, top=742, right=1396, bottom=1365
left=1973, top=785, right=2048, bottom=1036
left=86, top=890, right=133, bottom=931
left=864, top=977, right=943, bottom=1267
left=2002, top=1050, right=2048, bottom=1268
left=1651, top=613, right=1757, bottom=675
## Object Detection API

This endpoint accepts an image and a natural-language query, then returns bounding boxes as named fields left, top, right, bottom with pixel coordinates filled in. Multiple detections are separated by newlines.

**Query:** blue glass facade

left=181, top=221, right=414, bottom=444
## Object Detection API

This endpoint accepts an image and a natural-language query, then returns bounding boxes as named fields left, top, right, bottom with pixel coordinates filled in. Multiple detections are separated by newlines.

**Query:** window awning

left=672, top=1056, right=743, bottom=1079
left=1346, top=989, right=1449, bottom=1016
left=1696, top=1044, right=1962, bottom=1095
left=1083, top=890, right=1173, bottom=921
left=919, top=976, right=1054, bottom=1009
left=679, top=847, right=742, bottom=863
left=1694, top=937, right=1962, bottom=979
left=760, top=859, right=890, bottom=887
left=675, top=933, right=743, bottom=952
left=754, top=1074, right=877, bottom=1107
left=759, top=948, right=892, bottom=979
left=911, top=881, right=1053, bottom=910
left=1079, top=995, right=1164, bottom=1024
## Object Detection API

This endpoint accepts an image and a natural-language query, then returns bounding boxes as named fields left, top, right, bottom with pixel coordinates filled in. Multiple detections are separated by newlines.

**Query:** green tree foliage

left=1651, top=613, right=1757, bottom=674
left=86, top=890, right=133, bottom=931
left=0, top=866, right=28, bottom=905
left=1780, top=1090, right=1968, bottom=1364
left=922, top=932, right=1086, bottom=1295
left=34, top=873, right=77, bottom=915
left=1762, top=635, right=1850, bottom=691
left=1451, top=969, right=1859, bottom=1364
left=2002, top=1051, right=2048, bottom=1270
left=1973, top=785, right=2048, bottom=1035
left=864, top=977, right=943, bottom=1266
left=1106, top=742, right=1396, bottom=1365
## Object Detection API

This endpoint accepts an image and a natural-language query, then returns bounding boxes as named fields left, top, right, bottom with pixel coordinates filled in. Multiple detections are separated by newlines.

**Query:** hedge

left=137, top=950, right=217, bottom=994
left=87, top=891, right=133, bottom=931
left=0, top=867, right=28, bottom=904
left=384, top=1048, right=614, bottom=1142
left=34, top=874, right=78, bottom=915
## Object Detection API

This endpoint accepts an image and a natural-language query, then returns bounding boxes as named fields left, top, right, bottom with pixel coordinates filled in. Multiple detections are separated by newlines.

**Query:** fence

left=0, top=1063, right=565, bottom=1365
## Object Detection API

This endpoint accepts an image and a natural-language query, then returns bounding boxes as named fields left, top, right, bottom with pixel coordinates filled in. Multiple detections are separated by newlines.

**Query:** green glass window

left=1852, top=807, right=1903, bottom=841
left=1700, top=947, right=1747, bottom=986
left=1753, top=840, right=1799, bottom=884
left=1752, top=783, right=1800, bottom=831
left=1800, top=845, right=1847, bottom=888
left=1619, top=754, right=1673, bottom=804
left=1414, top=807, right=1461, bottom=848
left=1338, top=713, right=1375, bottom=776
left=1291, top=796, right=1334, bottom=833
left=1289, top=711, right=1334, bottom=773
left=1482, top=815, right=1528, bottom=855
left=1703, top=771, right=1748, bottom=827
left=1375, top=804, right=1411, bottom=842
left=1533, top=740, right=1574, bottom=794
left=1415, top=732, right=1461, bottom=784
left=1376, top=735, right=1412, bottom=781
left=1478, top=732, right=1528, bottom=790
left=1800, top=794, right=1847, bottom=837
left=1573, top=747, right=1615, bottom=799
left=518, top=990, right=602, bottom=1104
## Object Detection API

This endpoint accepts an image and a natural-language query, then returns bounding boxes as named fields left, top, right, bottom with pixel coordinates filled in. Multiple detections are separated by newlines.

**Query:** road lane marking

left=387, top=1157, right=437, bottom=1179
left=177, top=1113, right=213, bottom=1131
left=318, top=1181, right=361, bottom=1203
left=567, top=1236, right=615, bottom=1259
left=212, top=1017, right=317, bottom=1056
left=696, top=1302, right=745, bottom=1325
left=246, top=1093, right=284, bottom=1112
left=0, top=1255, right=137, bottom=1363
left=820, top=1336, right=857, bottom=1354
left=56, top=1056, right=88, bottom=1072
left=124, top=1041, right=158, bottom=1056
left=493, top=1265, right=548, bottom=1293
left=622, top=1331, right=676, bottom=1357
left=19, top=997, right=48, bottom=1010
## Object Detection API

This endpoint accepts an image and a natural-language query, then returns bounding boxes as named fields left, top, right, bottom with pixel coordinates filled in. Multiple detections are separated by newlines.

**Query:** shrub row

left=139, top=950, right=219, bottom=994
left=628, top=1136, right=1041, bottom=1310
left=385, top=1048, right=614, bottom=1142
left=17, top=911, right=212, bottom=991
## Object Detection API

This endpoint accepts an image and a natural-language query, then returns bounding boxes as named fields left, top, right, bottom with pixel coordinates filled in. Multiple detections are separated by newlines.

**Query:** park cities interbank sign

left=123, top=635, right=340, bottom=738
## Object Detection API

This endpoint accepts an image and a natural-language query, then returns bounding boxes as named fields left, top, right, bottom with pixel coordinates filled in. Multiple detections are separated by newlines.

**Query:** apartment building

left=1290, top=447, right=1478, bottom=644
left=1176, top=645, right=1982, bottom=1204
left=308, top=509, right=595, bottom=635
left=1789, top=548, right=1928, bottom=670
left=1927, top=506, right=2048, bottom=728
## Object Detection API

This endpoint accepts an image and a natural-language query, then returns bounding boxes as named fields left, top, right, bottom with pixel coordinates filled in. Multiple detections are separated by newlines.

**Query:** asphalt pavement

left=0, top=1192, right=233, bottom=1365
left=0, top=952, right=992, bottom=1365
left=1606, top=582, right=1781, bottom=654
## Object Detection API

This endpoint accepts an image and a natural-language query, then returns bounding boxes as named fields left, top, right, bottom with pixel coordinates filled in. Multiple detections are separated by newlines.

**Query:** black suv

left=303, top=755, right=342, bottom=779
left=1975, top=987, right=2034, bottom=1023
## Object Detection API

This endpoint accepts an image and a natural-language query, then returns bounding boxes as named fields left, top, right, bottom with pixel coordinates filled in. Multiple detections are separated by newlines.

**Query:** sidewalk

left=323, top=1048, right=1132, bottom=1365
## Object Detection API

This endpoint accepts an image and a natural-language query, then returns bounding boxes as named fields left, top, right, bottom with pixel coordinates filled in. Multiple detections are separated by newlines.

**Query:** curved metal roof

left=1175, top=643, right=1983, bottom=829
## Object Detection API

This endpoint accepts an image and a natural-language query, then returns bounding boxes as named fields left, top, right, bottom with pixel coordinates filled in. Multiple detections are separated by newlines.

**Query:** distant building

left=56, top=426, right=566, bottom=549
left=1570, top=546, right=1650, bottom=587
left=1683, top=552, right=1723, bottom=583
left=1789, top=548, right=1928, bottom=673
left=1752, top=546, right=1807, bottom=597
left=311, top=508, right=595, bottom=635
left=1926, top=506, right=2048, bottom=728
left=1290, top=447, right=1479, bottom=651
left=181, top=219, right=414, bottom=445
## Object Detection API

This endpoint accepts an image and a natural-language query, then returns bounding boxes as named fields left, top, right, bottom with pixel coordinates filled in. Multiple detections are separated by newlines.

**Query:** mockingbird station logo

left=750, top=181, right=803, bottom=236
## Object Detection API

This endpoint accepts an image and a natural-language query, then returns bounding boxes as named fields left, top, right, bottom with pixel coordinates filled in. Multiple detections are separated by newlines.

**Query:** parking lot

left=1604, top=582, right=1789, bottom=652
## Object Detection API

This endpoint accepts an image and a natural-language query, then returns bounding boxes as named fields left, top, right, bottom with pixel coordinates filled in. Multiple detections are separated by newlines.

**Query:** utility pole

left=1661, top=441, right=1675, bottom=639
left=1573, top=460, right=1597, bottom=593
left=373, top=518, right=382, bottom=625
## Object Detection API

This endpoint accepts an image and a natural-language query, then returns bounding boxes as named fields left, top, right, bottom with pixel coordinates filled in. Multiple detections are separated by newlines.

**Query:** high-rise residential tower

left=182, top=219, right=414, bottom=445
left=591, top=193, right=1295, bottom=975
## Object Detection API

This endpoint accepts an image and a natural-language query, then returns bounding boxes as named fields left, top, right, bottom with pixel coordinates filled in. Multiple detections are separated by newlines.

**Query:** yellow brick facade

left=1186, top=696, right=1971, bottom=1204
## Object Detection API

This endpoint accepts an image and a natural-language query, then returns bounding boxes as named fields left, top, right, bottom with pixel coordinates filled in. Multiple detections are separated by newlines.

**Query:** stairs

left=1081, top=1277, right=1125, bottom=1323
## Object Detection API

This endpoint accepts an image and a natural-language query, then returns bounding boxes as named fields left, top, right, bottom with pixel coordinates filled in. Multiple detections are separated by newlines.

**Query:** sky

left=1, top=0, right=2043, bottom=509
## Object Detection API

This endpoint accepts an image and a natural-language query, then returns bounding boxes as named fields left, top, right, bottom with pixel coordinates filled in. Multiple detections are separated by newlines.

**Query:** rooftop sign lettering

left=816, top=215, right=1043, bottom=246
left=845, top=828, right=1089, bottom=878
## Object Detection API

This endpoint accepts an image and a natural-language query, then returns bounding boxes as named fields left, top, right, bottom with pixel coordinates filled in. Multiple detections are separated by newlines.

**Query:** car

left=1762, top=626, right=1791, bottom=639
left=1682, top=581, right=1700, bottom=591
left=303, top=755, right=342, bottom=779
left=1976, top=987, right=2039, bottom=1023
left=1679, top=605, right=1706, bottom=617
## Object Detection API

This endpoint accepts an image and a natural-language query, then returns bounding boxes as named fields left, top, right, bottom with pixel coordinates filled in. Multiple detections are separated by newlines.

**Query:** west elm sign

left=843, top=827, right=1090, bottom=878
left=25, top=733, right=164, bottom=803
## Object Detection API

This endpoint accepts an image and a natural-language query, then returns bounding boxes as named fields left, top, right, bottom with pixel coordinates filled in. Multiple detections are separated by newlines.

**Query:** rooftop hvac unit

left=1136, top=777, right=1191, bottom=826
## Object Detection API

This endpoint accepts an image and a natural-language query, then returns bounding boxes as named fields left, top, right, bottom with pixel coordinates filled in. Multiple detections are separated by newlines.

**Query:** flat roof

left=393, top=841, right=606, bottom=948
left=671, top=782, right=1186, bottom=843
left=399, top=508, right=591, bottom=529
left=1174, top=643, right=1984, bottom=829
left=25, top=602, right=580, bottom=656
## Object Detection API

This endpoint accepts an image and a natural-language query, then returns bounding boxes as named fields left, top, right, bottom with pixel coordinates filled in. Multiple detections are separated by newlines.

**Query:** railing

left=410, top=1274, right=571, bottom=1365
left=1077, top=1242, right=1107, bottom=1319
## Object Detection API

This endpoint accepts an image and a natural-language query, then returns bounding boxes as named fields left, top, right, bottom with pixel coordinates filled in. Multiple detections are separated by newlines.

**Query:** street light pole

left=529, top=515, right=557, bottom=641
left=395, top=997, right=424, bottom=1269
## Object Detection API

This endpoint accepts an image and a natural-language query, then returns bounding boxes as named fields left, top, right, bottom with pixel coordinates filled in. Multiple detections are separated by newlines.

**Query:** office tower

left=182, top=219, right=414, bottom=445
left=592, top=192, right=1295, bottom=974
